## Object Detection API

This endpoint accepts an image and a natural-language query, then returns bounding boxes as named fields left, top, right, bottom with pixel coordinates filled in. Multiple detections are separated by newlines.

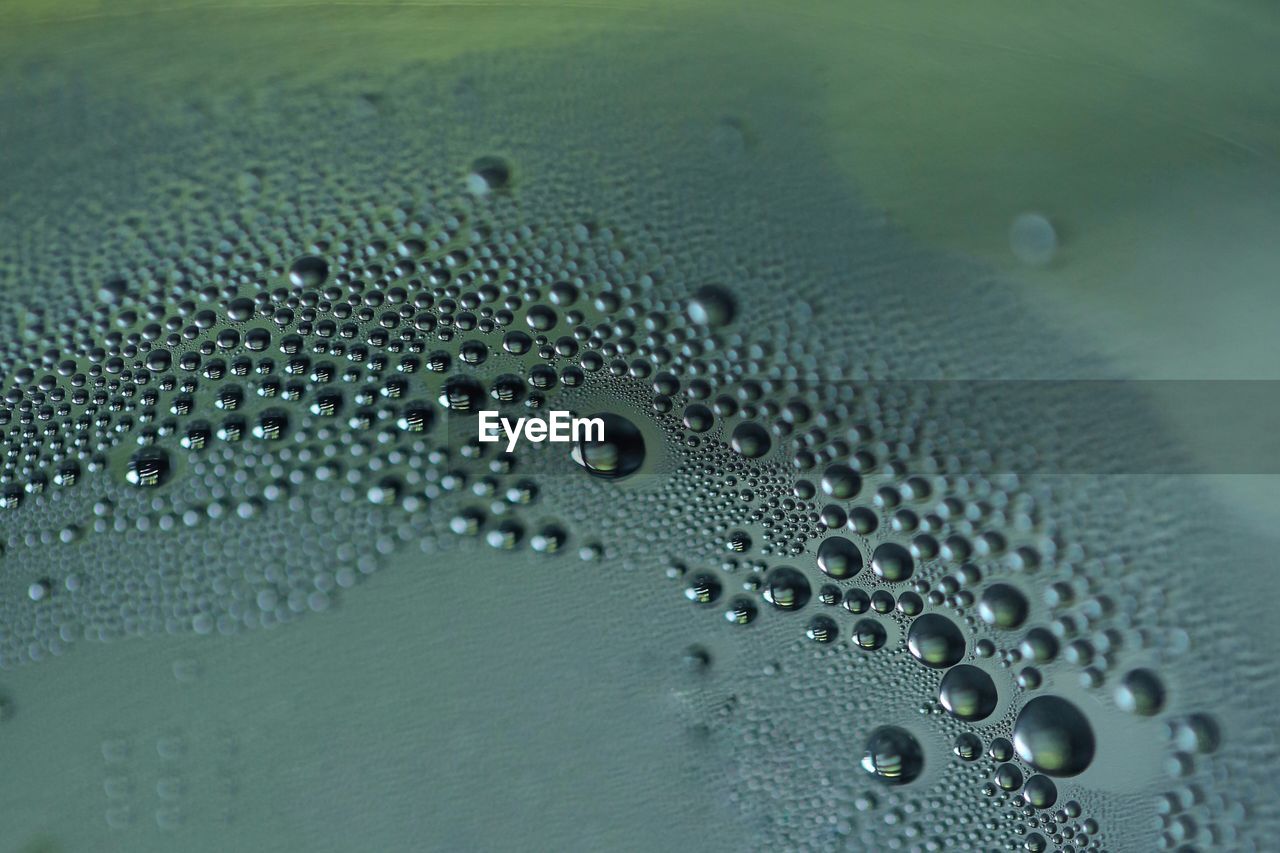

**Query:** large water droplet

left=762, top=566, right=811, bottom=610
left=938, top=664, right=998, bottom=721
left=1013, top=696, right=1096, bottom=777
left=571, top=413, right=645, bottom=478
left=977, top=582, right=1029, bottom=629
left=1115, top=668, right=1166, bottom=716
left=906, top=613, right=965, bottom=668
left=125, top=448, right=172, bottom=488
left=861, top=726, right=924, bottom=785
left=730, top=421, right=771, bottom=458
left=816, top=536, right=863, bottom=580
left=871, top=542, right=914, bottom=582
left=686, top=284, right=735, bottom=327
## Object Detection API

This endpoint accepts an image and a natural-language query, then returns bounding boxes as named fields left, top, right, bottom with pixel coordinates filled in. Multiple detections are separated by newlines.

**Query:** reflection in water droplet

left=871, top=542, right=914, bottom=582
left=977, top=582, right=1029, bottom=629
left=686, top=284, right=736, bottom=327
left=1115, top=668, right=1166, bottom=716
left=816, top=536, right=863, bottom=580
left=852, top=618, right=886, bottom=651
left=939, top=664, right=999, bottom=721
left=861, top=726, right=924, bottom=785
left=762, top=566, right=811, bottom=610
left=125, top=448, right=172, bottom=488
left=730, top=421, right=771, bottom=458
left=906, top=613, right=965, bottom=669
left=571, top=413, right=645, bottom=478
left=1013, top=696, right=1097, bottom=777
left=1022, top=774, right=1058, bottom=809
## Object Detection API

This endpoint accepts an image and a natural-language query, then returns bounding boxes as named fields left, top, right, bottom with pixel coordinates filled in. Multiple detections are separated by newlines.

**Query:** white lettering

left=549, top=410, right=570, bottom=441
left=476, top=411, right=606, bottom=450
left=501, top=416, right=521, bottom=452
left=478, top=411, right=500, bottom=442
left=573, top=417, right=604, bottom=443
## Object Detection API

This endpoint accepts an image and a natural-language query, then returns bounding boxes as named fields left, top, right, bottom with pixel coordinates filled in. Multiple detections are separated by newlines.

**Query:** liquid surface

left=1, top=3, right=1278, bottom=851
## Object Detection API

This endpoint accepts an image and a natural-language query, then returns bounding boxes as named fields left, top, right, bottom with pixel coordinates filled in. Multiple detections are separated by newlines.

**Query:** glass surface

left=1, top=2, right=1278, bottom=851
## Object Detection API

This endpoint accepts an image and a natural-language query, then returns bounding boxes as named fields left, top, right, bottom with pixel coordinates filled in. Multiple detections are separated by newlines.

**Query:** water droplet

left=289, top=255, right=329, bottom=288
left=125, top=448, right=172, bottom=488
left=977, top=582, right=1029, bottom=629
left=1009, top=212, right=1058, bottom=267
left=852, top=618, right=886, bottom=650
left=871, top=542, right=914, bottom=582
left=762, top=566, right=811, bottom=610
left=816, top=536, right=863, bottom=580
left=861, top=726, right=924, bottom=785
left=1013, top=696, right=1096, bottom=777
left=939, top=664, right=999, bottom=721
left=907, top=613, right=965, bottom=668
left=571, top=413, right=645, bottom=478
left=684, top=573, right=722, bottom=605
left=686, top=285, right=735, bottom=327
left=1021, top=774, right=1058, bottom=809
left=467, top=155, right=513, bottom=194
left=730, top=421, right=771, bottom=458
left=1115, top=668, right=1166, bottom=716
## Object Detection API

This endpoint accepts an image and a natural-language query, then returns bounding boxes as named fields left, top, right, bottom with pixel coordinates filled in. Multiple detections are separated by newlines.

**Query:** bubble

left=125, top=448, right=172, bottom=488
left=938, top=664, right=999, bottom=721
left=571, top=413, right=645, bottom=478
left=1013, top=696, right=1097, bottom=777
left=686, top=284, right=736, bottom=327
left=816, top=536, right=863, bottom=580
left=977, top=582, right=1029, bottom=630
left=729, top=421, right=771, bottom=459
left=1115, top=668, right=1166, bottom=716
left=871, top=542, right=914, bottom=582
left=762, top=566, right=811, bottom=610
left=1009, top=212, right=1058, bottom=267
left=907, top=613, right=965, bottom=668
left=861, top=726, right=924, bottom=785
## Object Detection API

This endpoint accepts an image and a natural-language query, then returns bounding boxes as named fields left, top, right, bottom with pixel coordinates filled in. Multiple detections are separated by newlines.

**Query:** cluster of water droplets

left=0, top=42, right=1270, bottom=851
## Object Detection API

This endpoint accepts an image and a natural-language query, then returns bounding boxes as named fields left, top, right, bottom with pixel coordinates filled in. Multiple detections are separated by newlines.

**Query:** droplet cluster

left=0, top=34, right=1274, bottom=851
